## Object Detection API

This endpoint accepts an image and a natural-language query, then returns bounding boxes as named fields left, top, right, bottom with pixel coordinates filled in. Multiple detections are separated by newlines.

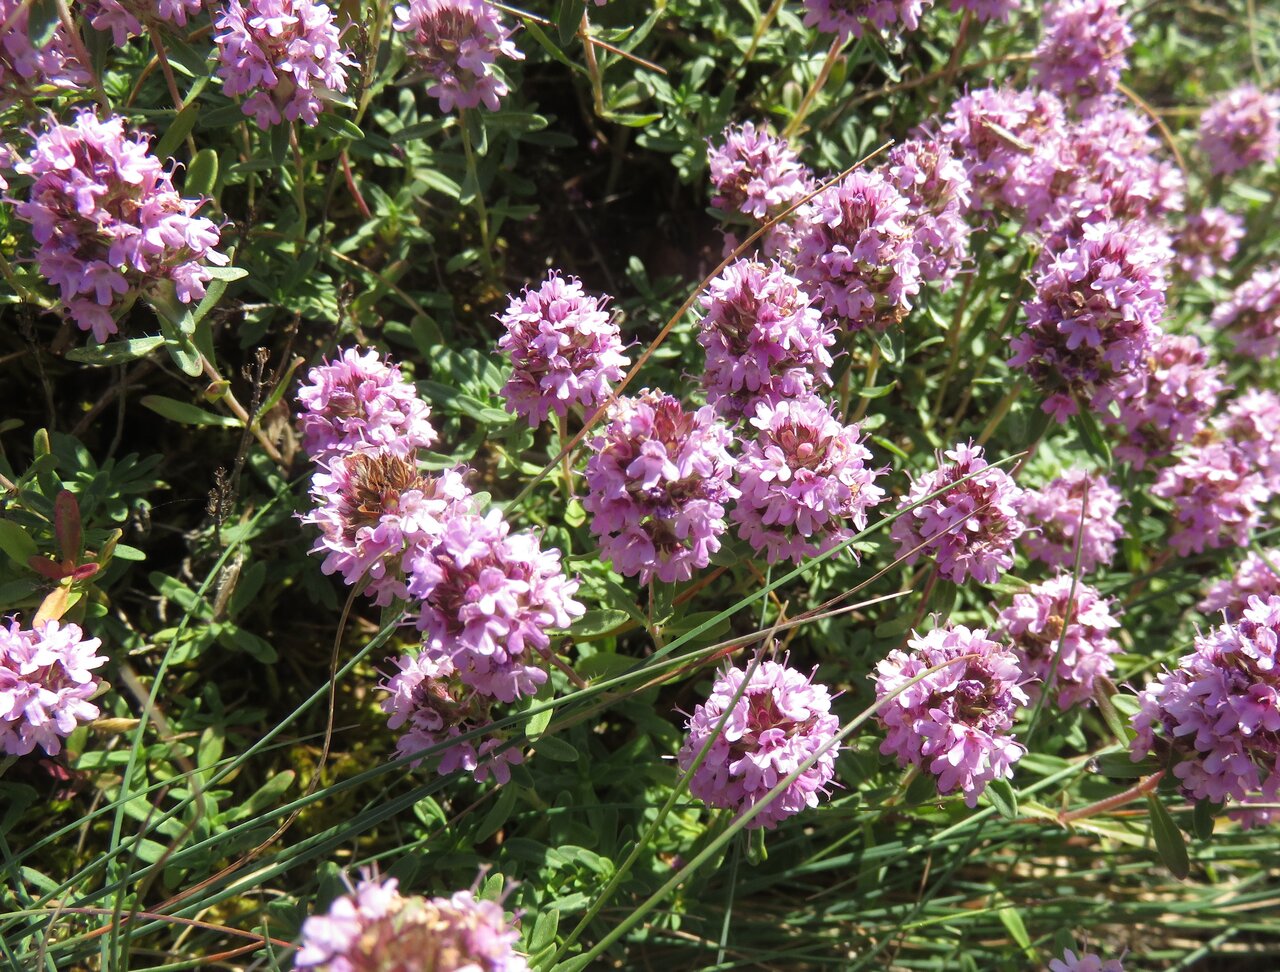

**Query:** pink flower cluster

left=801, top=0, right=933, bottom=41
left=0, top=618, right=107, bottom=757
left=707, top=122, right=811, bottom=221
left=696, top=259, right=834, bottom=419
left=939, top=86, right=1066, bottom=219
left=1010, top=221, right=1165, bottom=421
left=891, top=442, right=1025, bottom=584
left=883, top=136, right=972, bottom=289
left=732, top=397, right=884, bottom=565
left=794, top=168, right=921, bottom=330
left=11, top=111, right=227, bottom=343
left=296, top=348, right=438, bottom=462
left=1212, top=264, right=1280, bottom=358
left=1018, top=469, right=1124, bottom=573
left=582, top=391, right=739, bottom=584
left=1201, top=549, right=1280, bottom=620
left=677, top=657, right=841, bottom=830
left=1040, top=102, right=1183, bottom=240
left=1215, top=389, right=1280, bottom=492
left=1050, top=949, right=1124, bottom=972
left=408, top=509, right=584, bottom=703
left=1033, top=0, right=1133, bottom=102
left=1109, top=333, right=1225, bottom=469
left=1176, top=207, right=1244, bottom=281
left=297, top=876, right=528, bottom=971
left=1152, top=441, right=1268, bottom=556
left=85, top=0, right=203, bottom=46
left=997, top=575, right=1120, bottom=710
left=302, top=454, right=471, bottom=605
left=0, top=0, right=88, bottom=106
left=950, top=0, right=1020, bottom=20
left=1198, top=85, right=1280, bottom=176
left=1132, top=595, right=1280, bottom=827
left=874, top=623, right=1029, bottom=807
left=381, top=651, right=524, bottom=783
left=393, top=0, right=525, bottom=113
left=496, top=272, right=627, bottom=426
left=298, top=349, right=583, bottom=776
left=214, top=0, right=355, bottom=128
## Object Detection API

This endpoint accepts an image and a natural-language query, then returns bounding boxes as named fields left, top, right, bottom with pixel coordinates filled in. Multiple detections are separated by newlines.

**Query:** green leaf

left=0, top=520, right=38, bottom=568
left=1147, top=793, right=1189, bottom=880
left=65, top=336, right=166, bottom=367
left=154, top=100, right=200, bottom=160
left=185, top=148, right=219, bottom=198
left=527, top=907, right=560, bottom=956
left=315, top=114, right=365, bottom=141
left=569, top=609, right=630, bottom=639
left=995, top=899, right=1032, bottom=952
left=1072, top=408, right=1112, bottom=466
left=475, top=784, right=519, bottom=842
left=203, top=266, right=249, bottom=282
left=535, top=736, right=578, bottom=763
left=984, top=778, right=1018, bottom=820
left=27, top=0, right=60, bottom=47
left=140, top=396, right=241, bottom=429
left=1191, top=798, right=1218, bottom=841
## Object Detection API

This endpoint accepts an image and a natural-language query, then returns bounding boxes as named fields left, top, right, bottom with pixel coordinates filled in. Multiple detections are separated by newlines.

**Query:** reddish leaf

left=54, top=490, right=82, bottom=564
left=28, top=555, right=72, bottom=581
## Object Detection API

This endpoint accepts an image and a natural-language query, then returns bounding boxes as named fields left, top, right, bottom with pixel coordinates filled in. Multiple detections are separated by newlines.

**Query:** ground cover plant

left=2, top=0, right=1280, bottom=968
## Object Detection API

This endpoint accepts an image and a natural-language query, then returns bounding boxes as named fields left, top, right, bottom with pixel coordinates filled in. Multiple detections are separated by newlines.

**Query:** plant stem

left=289, top=125, right=309, bottom=259
left=736, top=0, right=786, bottom=76
left=578, top=11, right=608, bottom=119
left=200, top=356, right=287, bottom=467
left=850, top=343, right=882, bottom=423
left=1058, top=771, right=1165, bottom=824
left=782, top=35, right=845, bottom=140
left=459, top=111, right=496, bottom=278
left=556, top=413, right=575, bottom=499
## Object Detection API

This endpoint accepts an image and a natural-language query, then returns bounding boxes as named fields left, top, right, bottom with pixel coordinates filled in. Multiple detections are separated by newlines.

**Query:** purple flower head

left=890, top=441, right=1025, bottom=585
left=696, top=259, right=835, bottom=419
left=1049, top=949, right=1125, bottom=972
left=582, top=391, right=739, bottom=584
left=1198, top=85, right=1280, bottom=176
left=393, top=0, right=524, bottom=113
left=1038, top=104, right=1184, bottom=239
left=731, top=396, right=884, bottom=565
left=677, top=656, right=841, bottom=830
left=214, top=0, right=355, bottom=129
left=1212, top=264, right=1280, bottom=358
left=801, top=0, right=934, bottom=41
left=0, top=618, right=107, bottom=757
left=1108, top=333, right=1225, bottom=469
left=707, top=122, right=811, bottom=221
left=496, top=272, right=627, bottom=426
left=85, top=0, right=203, bottom=46
left=11, top=111, right=228, bottom=342
left=794, top=168, right=921, bottom=331
left=381, top=651, right=525, bottom=784
left=884, top=137, right=972, bottom=289
left=296, top=876, right=529, bottom=971
left=1201, top=549, right=1280, bottom=621
left=1009, top=220, right=1166, bottom=422
left=0, top=0, right=89, bottom=106
left=948, top=0, right=1020, bottom=20
left=1214, top=389, right=1280, bottom=493
left=302, top=453, right=473, bottom=606
left=1018, top=469, right=1124, bottom=573
left=1151, top=441, right=1269, bottom=557
left=1176, top=207, right=1244, bottom=281
left=997, top=575, right=1120, bottom=710
left=296, top=347, right=438, bottom=463
left=1033, top=0, right=1133, bottom=102
left=874, top=623, right=1029, bottom=807
left=408, top=509, right=584, bottom=703
left=939, top=85, right=1067, bottom=218
left=1132, top=594, right=1280, bottom=827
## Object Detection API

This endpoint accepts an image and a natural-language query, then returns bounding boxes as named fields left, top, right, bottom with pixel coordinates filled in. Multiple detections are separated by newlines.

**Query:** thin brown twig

left=1117, top=81, right=1189, bottom=177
